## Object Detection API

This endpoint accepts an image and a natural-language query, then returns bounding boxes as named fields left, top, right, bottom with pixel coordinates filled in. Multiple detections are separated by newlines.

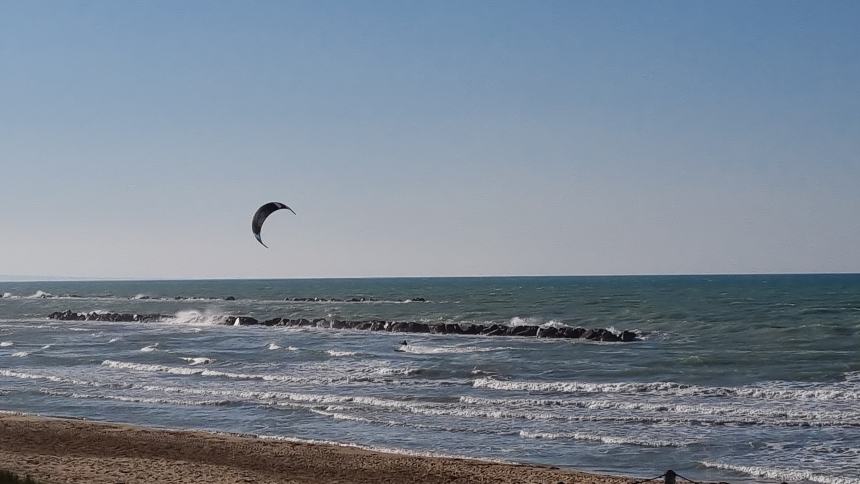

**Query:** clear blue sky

left=1, top=1, right=858, bottom=279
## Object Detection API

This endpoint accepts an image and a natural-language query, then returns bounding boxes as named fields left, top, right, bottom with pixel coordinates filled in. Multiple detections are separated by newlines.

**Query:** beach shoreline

left=0, top=413, right=632, bottom=483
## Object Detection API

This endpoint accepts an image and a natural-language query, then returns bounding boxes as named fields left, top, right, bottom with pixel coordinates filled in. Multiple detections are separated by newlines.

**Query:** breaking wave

left=40, top=389, right=234, bottom=407
left=459, top=395, right=860, bottom=424
left=473, top=377, right=860, bottom=401
left=698, top=460, right=860, bottom=484
left=99, top=360, right=411, bottom=386
left=518, top=430, right=688, bottom=448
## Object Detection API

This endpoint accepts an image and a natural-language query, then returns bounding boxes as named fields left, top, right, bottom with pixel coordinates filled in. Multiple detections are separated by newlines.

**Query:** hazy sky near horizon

left=1, top=1, right=859, bottom=279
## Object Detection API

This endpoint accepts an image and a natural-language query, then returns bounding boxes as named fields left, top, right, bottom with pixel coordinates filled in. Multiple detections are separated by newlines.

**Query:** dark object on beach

left=0, top=469, right=39, bottom=484
left=400, top=340, right=408, bottom=346
left=252, top=202, right=296, bottom=248
left=224, top=296, right=236, bottom=301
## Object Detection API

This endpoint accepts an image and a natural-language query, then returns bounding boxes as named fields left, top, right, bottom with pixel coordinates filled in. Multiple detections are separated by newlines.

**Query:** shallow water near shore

left=1, top=275, right=859, bottom=483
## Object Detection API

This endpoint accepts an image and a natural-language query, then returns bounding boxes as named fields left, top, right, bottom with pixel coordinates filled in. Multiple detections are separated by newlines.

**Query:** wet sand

left=0, top=414, right=633, bottom=483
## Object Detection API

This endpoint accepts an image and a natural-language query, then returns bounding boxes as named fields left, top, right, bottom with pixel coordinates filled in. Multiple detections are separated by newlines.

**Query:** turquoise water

left=1, top=275, right=858, bottom=483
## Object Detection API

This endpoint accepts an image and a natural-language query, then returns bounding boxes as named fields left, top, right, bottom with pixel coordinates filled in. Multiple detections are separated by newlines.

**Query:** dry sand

left=0, top=414, right=635, bottom=484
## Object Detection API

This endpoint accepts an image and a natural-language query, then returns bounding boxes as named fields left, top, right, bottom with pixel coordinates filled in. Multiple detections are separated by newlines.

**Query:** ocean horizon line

left=2, top=271, right=859, bottom=283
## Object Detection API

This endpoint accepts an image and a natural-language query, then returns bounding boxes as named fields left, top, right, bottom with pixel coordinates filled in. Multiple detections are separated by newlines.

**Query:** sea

left=1, top=275, right=858, bottom=484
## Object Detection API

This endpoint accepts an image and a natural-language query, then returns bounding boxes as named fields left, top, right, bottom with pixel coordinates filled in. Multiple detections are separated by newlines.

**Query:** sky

left=1, top=0, right=858, bottom=279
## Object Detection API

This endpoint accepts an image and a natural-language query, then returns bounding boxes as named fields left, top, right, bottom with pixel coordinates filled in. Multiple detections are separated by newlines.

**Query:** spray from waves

left=180, top=357, right=215, bottom=366
left=508, top=316, right=540, bottom=326
left=698, top=460, right=860, bottom=484
left=0, top=342, right=13, bottom=347
left=518, top=430, right=689, bottom=448
left=326, top=350, right=357, bottom=357
left=1, top=293, right=11, bottom=299
left=162, top=310, right=229, bottom=326
left=473, top=377, right=860, bottom=401
left=507, top=317, right=570, bottom=329
left=25, top=290, right=54, bottom=299
left=399, top=345, right=515, bottom=355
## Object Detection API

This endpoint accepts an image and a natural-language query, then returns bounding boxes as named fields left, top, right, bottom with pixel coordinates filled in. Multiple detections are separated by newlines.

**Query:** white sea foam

left=399, top=345, right=513, bottom=355
left=699, top=460, right=860, bottom=484
left=287, top=346, right=299, bottom=351
left=267, top=343, right=282, bottom=350
left=1, top=292, right=12, bottom=298
left=25, top=290, right=53, bottom=299
left=108, top=338, right=121, bottom=343
left=326, top=350, right=357, bottom=357
left=11, top=351, right=29, bottom=357
left=518, top=430, right=687, bottom=448
left=374, top=367, right=419, bottom=376
left=40, top=344, right=52, bottom=350
left=0, top=342, right=13, bottom=347
left=140, top=344, right=159, bottom=353
left=181, top=357, right=215, bottom=366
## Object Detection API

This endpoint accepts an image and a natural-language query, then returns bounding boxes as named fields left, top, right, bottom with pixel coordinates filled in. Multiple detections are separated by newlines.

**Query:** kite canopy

left=252, top=202, right=295, bottom=248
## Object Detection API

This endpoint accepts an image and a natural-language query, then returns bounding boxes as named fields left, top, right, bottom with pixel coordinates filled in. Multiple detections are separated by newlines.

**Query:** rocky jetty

left=48, top=311, right=639, bottom=342
left=48, top=310, right=163, bottom=323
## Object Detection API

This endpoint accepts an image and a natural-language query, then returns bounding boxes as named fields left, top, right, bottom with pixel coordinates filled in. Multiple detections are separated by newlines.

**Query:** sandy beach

left=0, top=414, right=632, bottom=484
